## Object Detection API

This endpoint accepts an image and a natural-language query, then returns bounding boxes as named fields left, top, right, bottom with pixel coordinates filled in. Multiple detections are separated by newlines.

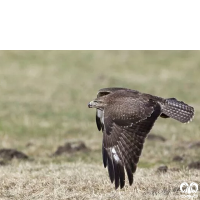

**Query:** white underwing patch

left=97, top=109, right=103, bottom=118
left=97, top=109, right=105, bottom=126
left=101, top=110, right=105, bottom=126
left=112, top=147, right=120, bottom=162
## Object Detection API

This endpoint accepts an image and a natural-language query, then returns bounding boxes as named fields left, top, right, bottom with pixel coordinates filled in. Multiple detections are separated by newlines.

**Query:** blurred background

left=0, top=50, right=199, bottom=168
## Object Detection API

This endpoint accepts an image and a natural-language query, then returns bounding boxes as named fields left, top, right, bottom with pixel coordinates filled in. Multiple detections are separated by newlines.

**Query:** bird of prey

left=88, top=87, right=194, bottom=189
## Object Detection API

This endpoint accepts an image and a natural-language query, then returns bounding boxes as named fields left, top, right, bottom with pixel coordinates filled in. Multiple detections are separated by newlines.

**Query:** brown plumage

left=88, top=87, right=194, bottom=189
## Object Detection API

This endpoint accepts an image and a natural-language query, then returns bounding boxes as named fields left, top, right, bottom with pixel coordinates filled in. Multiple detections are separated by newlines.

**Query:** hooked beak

left=88, top=102, right=91, bottom=108
left=88, top=102, right=92, bottom=108
left=88, top=100, right=96, bottom=108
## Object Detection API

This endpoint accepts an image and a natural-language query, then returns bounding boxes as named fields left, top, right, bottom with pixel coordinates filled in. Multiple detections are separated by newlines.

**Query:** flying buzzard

left=88, top=87, right=194, bottom=189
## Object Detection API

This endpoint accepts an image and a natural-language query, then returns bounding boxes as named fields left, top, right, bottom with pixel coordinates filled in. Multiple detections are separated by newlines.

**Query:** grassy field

left=0, top=51, right=200, bottom=199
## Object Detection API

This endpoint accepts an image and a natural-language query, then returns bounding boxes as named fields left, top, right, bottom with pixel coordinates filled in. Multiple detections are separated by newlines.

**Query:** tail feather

left=161, top=98, right=194, bottom=123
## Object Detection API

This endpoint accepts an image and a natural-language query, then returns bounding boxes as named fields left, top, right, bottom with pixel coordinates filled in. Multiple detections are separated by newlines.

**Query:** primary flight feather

left=88, top=87, right=194, bottom=189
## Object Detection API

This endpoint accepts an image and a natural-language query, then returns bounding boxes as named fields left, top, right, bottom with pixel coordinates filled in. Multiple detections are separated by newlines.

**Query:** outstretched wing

left=101, top=97, right=161, bottom=189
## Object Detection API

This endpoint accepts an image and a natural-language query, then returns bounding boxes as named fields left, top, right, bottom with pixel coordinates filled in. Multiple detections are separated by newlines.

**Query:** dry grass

left=1, top=162, right=200, bottom=200
left=0, top=51, right=200, bottom=199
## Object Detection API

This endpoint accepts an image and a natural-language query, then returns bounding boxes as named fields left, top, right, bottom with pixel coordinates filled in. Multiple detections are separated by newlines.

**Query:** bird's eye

left=94, top=100, right=102, bottom=103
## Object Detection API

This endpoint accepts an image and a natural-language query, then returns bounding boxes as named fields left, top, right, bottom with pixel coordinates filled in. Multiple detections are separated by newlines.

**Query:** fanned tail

left=161, top=98, right=194, bottom=123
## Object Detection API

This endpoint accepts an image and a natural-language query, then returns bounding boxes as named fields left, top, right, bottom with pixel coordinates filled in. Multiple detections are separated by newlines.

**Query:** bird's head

left=88, top=97, right=107, bottom=109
